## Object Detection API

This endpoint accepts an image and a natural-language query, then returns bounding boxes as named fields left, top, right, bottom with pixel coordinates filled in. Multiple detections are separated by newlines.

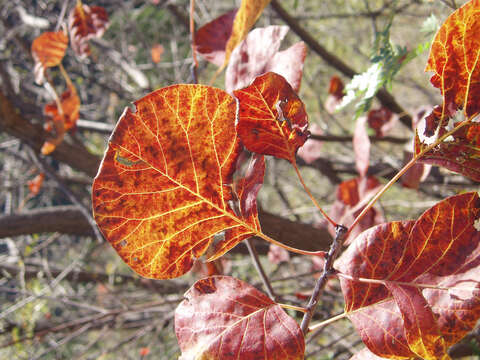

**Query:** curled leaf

left=175, top=276, right=305, bottom=359
left=68, top=2, right=109, bottom=58
left=31, top=31, right=68, bottom=84
left=234, top=72, right=309, bottom=163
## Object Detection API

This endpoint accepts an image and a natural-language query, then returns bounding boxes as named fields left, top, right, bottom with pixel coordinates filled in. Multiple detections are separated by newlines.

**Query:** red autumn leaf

left=222, top=0, right=271, bottom=70
left=425, top=0, right=480, bottom=120
left=353, top=116, right=370, bottom=177
left=150, top=44, right=164, bottom=64
left=366, top=107, right=395, bottom=137
left=175, top=276, right=305, bottom=359
left=68, top=1, right=109, bottom=58
left=234, top=72, right=309, bottom=163
left=328, top=176, right=384, bottom=245
left=28, top=173, right=45, bottom=196
left=416, top=117, right=480, bottom=181
left=31, top=31, right=68, bottom=84
left=92, top=85, right=263, bottom=279
left=335, top=192, right=480, bottom=359
left=225, top=25, right=306, bottom=93
left=324, top=75, right=345, bottom=114
left=194, top=9, right=237, bottom=67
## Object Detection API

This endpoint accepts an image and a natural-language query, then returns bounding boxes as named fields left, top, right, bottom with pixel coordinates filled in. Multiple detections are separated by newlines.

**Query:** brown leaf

left=92, top=85, right=262, bottom=279
left=31, top=31, right=68, bottom=84
left=324, top=75, right=345, bottom=114
left=175, top=276, right=305, bottom=359
left=68, top=2, right=109, bottom=58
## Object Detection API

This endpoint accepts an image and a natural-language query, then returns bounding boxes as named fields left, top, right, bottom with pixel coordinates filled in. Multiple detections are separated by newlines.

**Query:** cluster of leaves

left=30, top=0, right=108, bottom=155
left=90, top=1, right=480, bottom=359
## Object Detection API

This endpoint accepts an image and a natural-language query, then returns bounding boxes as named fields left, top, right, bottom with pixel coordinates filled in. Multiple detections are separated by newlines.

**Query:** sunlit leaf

left=425, top=0, right=480, bottom=120
left=175, top=276, right=305, bottom=359
left=92, top=85, right=262, bottom=279
left=31, top=31, right=68, bottom=84
left=150, top=44, right=164, bottom=64
left=225, top=25, right=306, bottom=93
left=222, top=0, right=271, bottom=69
left=68, top=1, right=109, bottom=58
left=234, top=72, right=309, bottom=163
left=194, top=9, right=237, bottom=66
left=336, top=192, right=480, bottom=359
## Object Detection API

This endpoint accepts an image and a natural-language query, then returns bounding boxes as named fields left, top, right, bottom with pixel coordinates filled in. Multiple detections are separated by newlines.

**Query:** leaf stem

left=278, top=303, right=307, bottom=313
left=348, top=120, right=471, bottom=237
left=245, top=238, right=276, bottom=301
left=189, top=0, right=198, bottom=84
left=255, top=231, right=327, bottom=257
left=300, top=224, right=348, bottom=334
left=307, top=311, right=348, bottom=333
left=292, top=159, right=337, bottom=227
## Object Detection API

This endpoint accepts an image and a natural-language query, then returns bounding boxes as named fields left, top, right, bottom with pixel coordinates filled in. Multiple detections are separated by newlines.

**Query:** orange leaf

left=68, top=2, right=109, bottom=58
left=44, top=83, right=80, bottom=132
left=234, top=72, right=309, bottom=163
left=194, top=9, right=237, bottom=66
left=92, top=85, right=262, bottom=279
left=31, top=31, right=68, bottom=84
left=28, top=173, right=45, bottom=196
left=175, top=276, right=305, bottom=359
left=425, top=0, right=480, bottom=120
left=336, top=192, right=480, bottom=359
left=150, top=44, right=164, bottom=63
left=222, top=0, right=271, bottom=70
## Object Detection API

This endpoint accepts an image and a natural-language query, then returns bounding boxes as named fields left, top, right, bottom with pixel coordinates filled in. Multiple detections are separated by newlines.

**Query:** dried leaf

left=31, top=31, right=68, bottom=84
left=68, top=2, right=109, bottom=58
left=175, top=276, right=305, bottom=359
left=194, top=9, right=237, bottom=66
left=44, top=83, right=80, bottom=132
left=225, top=25, right=306, bottom=93
left=425, top=0, right=480, bottom=120
left=92, top=85, right=262, bottom=279
left=336, top=192, right=480, bottom=359
left=234, top=72, right=309, bottom=163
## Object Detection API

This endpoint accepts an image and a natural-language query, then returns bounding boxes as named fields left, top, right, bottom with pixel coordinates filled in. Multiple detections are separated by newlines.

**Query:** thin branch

left=300, top=225, right=348, bottom=334
left=245, top=238, right=276, bottom=301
